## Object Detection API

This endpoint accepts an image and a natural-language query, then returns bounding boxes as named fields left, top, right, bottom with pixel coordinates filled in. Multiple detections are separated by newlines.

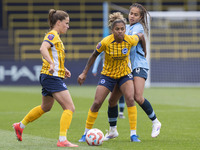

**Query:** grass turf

left=0, top=86, right=200, bottom=150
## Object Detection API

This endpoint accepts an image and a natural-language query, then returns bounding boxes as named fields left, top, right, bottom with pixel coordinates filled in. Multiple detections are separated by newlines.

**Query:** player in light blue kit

left=104, top=3, right=161, bottom=142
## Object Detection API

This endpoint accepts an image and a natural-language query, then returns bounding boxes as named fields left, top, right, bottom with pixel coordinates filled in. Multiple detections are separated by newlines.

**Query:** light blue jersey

left=126, top=23, right=149, bottom=70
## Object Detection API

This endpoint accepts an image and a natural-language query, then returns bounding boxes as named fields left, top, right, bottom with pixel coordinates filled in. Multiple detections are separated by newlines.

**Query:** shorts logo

left=100, top=79, right=105, bottom=84
left=63, top=83, right=67, bottom=88
left=48, top=34, right=54, bottom=40
left=122, top=48, right=128, bottom=54
left=136, top=68, right=140, bottom=74
left=128, top=73, right=133, bottom=78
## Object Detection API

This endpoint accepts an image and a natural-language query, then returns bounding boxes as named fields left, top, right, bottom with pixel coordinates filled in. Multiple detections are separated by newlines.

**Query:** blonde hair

left=48, top=9, right=69, bottom=30
left=108, top=12, right=127, bottom=29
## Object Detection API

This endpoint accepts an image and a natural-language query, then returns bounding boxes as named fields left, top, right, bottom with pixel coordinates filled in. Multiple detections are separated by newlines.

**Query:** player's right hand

left=77, top=73, right=87, bottom=85
left=48, top=63, right=55, bottom=74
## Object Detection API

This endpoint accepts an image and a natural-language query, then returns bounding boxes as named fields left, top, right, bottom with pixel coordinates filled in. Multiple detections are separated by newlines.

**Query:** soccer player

left=12, top=9, right=78, bottom=147
left=104, top=3, right=161, bottom=141
left=78, top=12, right=146, bottom=142
left=92, top=53, right=126, bottom=119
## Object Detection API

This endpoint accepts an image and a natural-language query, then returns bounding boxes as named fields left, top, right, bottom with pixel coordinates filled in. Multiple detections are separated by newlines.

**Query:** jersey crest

left=122, top=48, right=128, bottom=54
left=128, top=30, right=133, bottom=35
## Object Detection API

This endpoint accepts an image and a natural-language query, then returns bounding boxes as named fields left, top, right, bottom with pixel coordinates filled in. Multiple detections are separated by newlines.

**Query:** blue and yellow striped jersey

left=96, top=34, right=139, bottom=79
left=40, top=30, right=66, bottom=78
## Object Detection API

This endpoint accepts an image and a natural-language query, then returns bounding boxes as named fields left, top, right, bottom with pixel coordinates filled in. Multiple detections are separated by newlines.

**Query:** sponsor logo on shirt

left=112, top=56, right=126, bottom=60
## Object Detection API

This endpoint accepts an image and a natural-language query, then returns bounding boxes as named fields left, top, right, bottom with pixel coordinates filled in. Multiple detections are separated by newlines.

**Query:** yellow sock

left=59, top=109, right=73, bottom=137
left=21, top=105, right=45, bottom=125
left=85, top=109, right=98, bottom=129
left=127, top=106, right=137, bottom=130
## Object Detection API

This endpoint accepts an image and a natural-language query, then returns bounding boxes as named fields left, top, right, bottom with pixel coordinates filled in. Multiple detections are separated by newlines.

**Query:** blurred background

left=0, top=0, right=200, bottom=86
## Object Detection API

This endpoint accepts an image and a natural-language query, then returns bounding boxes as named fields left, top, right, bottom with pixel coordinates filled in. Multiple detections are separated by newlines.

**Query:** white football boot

left=104, top=127, right=119, bottom=141
left=118, top=112, right=125, bottom=119
left=151, top=120, right=161, bottom=138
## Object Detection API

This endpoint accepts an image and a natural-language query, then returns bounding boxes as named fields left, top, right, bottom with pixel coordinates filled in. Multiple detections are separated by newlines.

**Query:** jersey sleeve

left=95, top=40, right=106, bottom=53
left=44, top=32, right=59, bottom=47
left=131, top=24, right=144, bottom=35
left=130, top=34, right=140, bottom=46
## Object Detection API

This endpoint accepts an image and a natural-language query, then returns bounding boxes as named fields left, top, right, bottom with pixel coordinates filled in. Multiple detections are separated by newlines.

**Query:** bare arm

left=137, top=33, right=147, bottom=57
left=40, top=41, right=55, bottom=74
left=77, top=50, right=100, bottom=85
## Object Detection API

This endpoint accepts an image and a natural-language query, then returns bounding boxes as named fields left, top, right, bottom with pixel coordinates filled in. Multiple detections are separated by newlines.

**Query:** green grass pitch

left=0, top=86, right=200, bottom=150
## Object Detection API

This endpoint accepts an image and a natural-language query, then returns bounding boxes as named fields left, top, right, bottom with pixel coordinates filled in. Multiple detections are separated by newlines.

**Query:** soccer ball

left=86, top=128, right=104, bottom=146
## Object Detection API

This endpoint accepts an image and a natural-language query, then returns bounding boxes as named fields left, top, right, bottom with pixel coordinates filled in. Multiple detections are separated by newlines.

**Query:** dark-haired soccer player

left=104, top=3, right=161, bottom=142
left=78, top=11, right=146, bottom=142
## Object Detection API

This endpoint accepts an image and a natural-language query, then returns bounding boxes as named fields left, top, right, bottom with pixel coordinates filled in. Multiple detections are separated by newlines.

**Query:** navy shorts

left=39, top=74, right=67, bottom=97
left=98, top=74, right=133, bottom=92
left=132, top=68, right=148, bottom=80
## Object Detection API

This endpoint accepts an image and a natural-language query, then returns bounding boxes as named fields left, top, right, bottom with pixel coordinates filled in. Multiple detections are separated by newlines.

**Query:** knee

left=91, top=101, right=102, bottom=112
left=42, top=106, right=52, bottom=112
left=108, top=99, right=118, bottom=107
left=65, top=104, right=75, bottom=112
left=134, top=94, right=144, bottom=105
left=125, top=96, right=134, bottom=107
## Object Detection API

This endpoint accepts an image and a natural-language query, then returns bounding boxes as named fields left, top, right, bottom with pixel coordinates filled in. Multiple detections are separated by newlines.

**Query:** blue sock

left=140, top=99, right=156, bottom=121
left=108, top=105, right=118, bottom=126
left=119, top=96, right=125, bottom=113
